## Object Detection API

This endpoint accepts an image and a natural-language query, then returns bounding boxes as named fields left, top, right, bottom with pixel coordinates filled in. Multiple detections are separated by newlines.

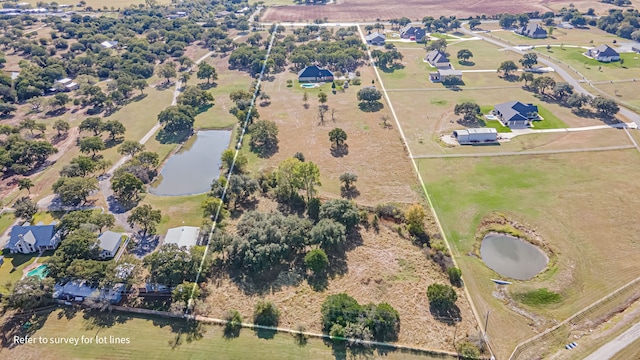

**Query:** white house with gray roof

left=584, top=45, right=620, bottom=62
left=6, top=224, right=60, bottom=254
left=515, top=24, right=548, bottom=39
left=96, top=231, right=124, bottom=259
left=164, top=226, right=200, bottom=249
left=425, top=50, right=450, bottom=68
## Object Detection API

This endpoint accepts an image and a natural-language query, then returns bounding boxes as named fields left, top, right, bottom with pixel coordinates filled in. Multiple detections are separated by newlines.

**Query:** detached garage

left=453, top=128, right=498, bottom=144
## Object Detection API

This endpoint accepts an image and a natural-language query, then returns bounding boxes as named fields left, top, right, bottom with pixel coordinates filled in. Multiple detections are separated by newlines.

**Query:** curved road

left=583, top=321, right=640, bottom=360
left=459, top=24, right=640, bottom=127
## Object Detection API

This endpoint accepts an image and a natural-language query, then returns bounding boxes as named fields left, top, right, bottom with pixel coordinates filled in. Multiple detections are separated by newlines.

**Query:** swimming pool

left=27, top=265, right=48, bottom=279
left=300, top=83, right=317, bottom=88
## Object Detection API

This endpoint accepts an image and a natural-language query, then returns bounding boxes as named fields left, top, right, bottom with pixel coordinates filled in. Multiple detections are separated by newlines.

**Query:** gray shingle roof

left=365, top=32, right=385, bottom=42
left=297, top=65, right=334, bottom=78
left=494, top=101, right=538, bottom=122
left=426, top=50, right=449, bottom=65
left=7, top=225, right=55, bottom=250
left=587, top=44, right=619, bottom=57
left=518, top=24, right=547, bottom=37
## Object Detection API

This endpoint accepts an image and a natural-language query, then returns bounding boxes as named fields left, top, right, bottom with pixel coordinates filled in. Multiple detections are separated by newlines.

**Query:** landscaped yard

left=417, top=149, right=640, bottom=358
left=0, top=213, right=15, bottom=237
left=0, top=309, right=448, bottom=360
left=0, top=253, right=38, bottom=294
left=537, top=47, right=640, bottom=82
left=533, top=105, right=568, bottom=129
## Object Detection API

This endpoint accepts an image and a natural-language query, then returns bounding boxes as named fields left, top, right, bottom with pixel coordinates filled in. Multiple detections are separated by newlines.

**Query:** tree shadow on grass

left=250, top=143, right=279, bottom=159
left=82, top=308, right=131, bottom=330
left=458, top=60, right=476, bottom=66
left=155, top=128, right=193, bottom=144
left=132, top=93, right=148, bottom=102
left=380, top=63, right=405, bottom=73
left=195, top=103, right=213, bottom=115
left=340, top=186, right=360, bottom=199
left=307, top=272, right=329, bottom=291
left=456, top=117, right=486, bottom=128
left=330, top=144, right=349, bottom=158
left=358, top=101, right=384, bottom=112
left=150, top=317, right=204, bottom=349
left=429, top=304, right=462, bottom=325
left=223, top=323, right=241, bottom=339
left=197, top=83, right=217, bottom=90
left=0, top=306, right=56, bottom=349
left=86, top=106, right=104, bottom=115
left=255, top=327, right=277, bottom=340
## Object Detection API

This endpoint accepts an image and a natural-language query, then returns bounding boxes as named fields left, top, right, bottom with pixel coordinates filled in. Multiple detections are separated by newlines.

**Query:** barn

left=453, top=128, right=498, bottom=144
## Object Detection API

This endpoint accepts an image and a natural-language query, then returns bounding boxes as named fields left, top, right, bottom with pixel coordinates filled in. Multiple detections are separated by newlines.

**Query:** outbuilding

left=164, top=226, right=200, bottom=249
left=453, top=128, right=498, bottom=144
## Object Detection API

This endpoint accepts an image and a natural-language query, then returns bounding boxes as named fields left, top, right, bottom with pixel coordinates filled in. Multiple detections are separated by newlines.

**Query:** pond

left=150, top=130, right=231, bottom=196
left=480, top=233, right=548, bottom=280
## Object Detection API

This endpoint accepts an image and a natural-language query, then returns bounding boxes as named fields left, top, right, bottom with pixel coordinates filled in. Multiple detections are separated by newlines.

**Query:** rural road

left=411, top=145, right=635, bottom=159
left=459, top=23, right=640, bottom=127
left=583, top=321, right=640, bottom=360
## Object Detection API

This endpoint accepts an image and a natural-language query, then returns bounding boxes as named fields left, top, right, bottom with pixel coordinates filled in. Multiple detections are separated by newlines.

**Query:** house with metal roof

left=164, top=226, right=200, bottom=249
left=493, top=101, right=539, bottom=128
left=584, top=44, right=620, bottom=62
left=515, top=24, right=548, bottom=39
left=298, top=65, right=334, bottom=83
left=96, top=231, right=124, bottom=259
left=453, top=128, right=498, bottom=144
left=6, top=224, right=60, bottom=254
left=429, top=68, right=463, bottom=83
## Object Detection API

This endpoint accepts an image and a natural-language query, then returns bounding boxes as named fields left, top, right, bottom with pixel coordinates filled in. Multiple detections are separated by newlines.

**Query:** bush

left=304, top=248, right=329, bottom=273
left=307, top=197, right=321, bottom=221
left=457, top=341, right=482, bottom=359
left=448, top=267, right=462, bottom=287
left=431, top=250, right=454, bottom=272
left=375, top=203, right=404, bottom=222
left=404, top=204, right=426, bottom=235
left=224, top=310, right=243, bottom=338
left=427, top=283, right=458, bottom=312
left=253, top=300, right=280, bottom=326
left=321, top=293, right=362, bottom=331
left=351, top=77, right=361, bottom=86
left=319, top=199, right=360, bottom=231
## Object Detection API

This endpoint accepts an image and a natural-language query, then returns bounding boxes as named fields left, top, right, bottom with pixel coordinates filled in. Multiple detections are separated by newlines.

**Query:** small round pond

left=480, top=233, right=548, bottom=280
left=150, top=130, right=231, bottom=196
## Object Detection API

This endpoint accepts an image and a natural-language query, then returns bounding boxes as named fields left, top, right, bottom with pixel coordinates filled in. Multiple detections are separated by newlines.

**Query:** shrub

left=224, top=310, right=243, bottom=338
left=431, top=250, right=454, bottom=272
left=404, top=204, right=426, bottom=235
left=321, top=293, right=362, bottom=331
left=457, top=341, right=482, bottom=359
left=351, top=77, right=361, bottom=85
left=427, top=283, right=458, bottom=312
left=307, top=197, right=321, bottom=221
left=448, top=267, right=462, bottom=287
left=253, top=300, right=280, bottom=326
left=319, top=199, right=360, bottom=231
left=304, top=248, right=329, bottom=273
left=375, top=203, right=404, bottom=222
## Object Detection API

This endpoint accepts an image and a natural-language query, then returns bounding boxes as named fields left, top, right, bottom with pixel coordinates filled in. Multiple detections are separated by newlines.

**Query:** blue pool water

left=27, top=265, right=48, bottom=279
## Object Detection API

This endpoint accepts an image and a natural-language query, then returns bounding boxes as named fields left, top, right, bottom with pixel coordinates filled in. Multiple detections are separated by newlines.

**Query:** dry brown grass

left=263, top=0, right=622, bottom=23
left=247, top=62, right=419, bottom=206
left=205, top=215, right=478, bottom=352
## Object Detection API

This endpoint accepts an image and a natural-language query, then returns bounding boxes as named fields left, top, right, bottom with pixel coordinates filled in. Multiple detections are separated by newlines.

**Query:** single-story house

left=164, top=226, right=200, bottom=249
left=298, top=65, right=334, bottom=83
left=96, top=231, right=124, bottom=259
left=214, top=10, right=231, bottom=18
left=100, top=40, right=118, bottom=49
left=493, top=101, right=539, bottom=128
left=54, top=281, right=125, bottom=304
left=50, top=77, right=79, bottom=92
left=6, top=224, right=60, bottom=254
left=515, top=23, right=548, bottom=39
left=365, top=32, right=386, bottom=46
left=429, top=68, right=463, bottom=83
left=453, top=128, right=498, bottom=144
left=399, top=25, right=426, bottom=42
left=425, top=50, right=450, bottom=68
left=584, top=44, right=620, bottom=62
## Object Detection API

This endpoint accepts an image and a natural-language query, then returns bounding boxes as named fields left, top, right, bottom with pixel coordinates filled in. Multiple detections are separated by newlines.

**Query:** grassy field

left=0, top=253, right=37, bottom=294
left=590, top=81, right=640, bottom=112
left=534, top=105, right=568, bottom=129
left=0, top=309, right=451, bottom=360
left=537, top=47, right=640, bottom=82
left=417, top=150, right=640, bottom=357
left=138, top=193, right=208, bottom=235
left=0, top=213, right=15, bottom=236
left=485, top=26, right=624, bottom=47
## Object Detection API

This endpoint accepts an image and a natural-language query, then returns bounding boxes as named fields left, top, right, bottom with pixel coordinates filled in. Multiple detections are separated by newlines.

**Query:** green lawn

left=484, top=119, right=512, bottom=133
left=418, top=150, right=640, bottom=356
left=0, top=253, right=36, bottom=294
left=2, top=309, right=448, bottom=360
left=539, top=47, right=640, bottom=82
left=139, top=193, right=208, bottom=235
left=533, top=105, right=568, bottom=129
left=0, top=213, right=15, bottom=236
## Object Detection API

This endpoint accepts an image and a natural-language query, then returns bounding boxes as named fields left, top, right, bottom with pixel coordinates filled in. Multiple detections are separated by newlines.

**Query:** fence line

left=509, top=276, right=640, bottom=360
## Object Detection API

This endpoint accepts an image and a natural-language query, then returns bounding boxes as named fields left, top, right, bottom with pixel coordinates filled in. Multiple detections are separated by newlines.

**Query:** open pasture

left=417, top=149, right=640, bottom=357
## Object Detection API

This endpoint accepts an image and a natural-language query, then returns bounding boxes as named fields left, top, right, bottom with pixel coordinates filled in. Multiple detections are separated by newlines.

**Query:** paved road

left=583, top=321, right=640, bottom=360
left=459, top=24, right=640, bottom=127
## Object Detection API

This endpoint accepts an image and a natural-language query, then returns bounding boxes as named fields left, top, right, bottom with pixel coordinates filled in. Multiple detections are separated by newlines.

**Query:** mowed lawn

left=537, top=47, right=640, bottom=82
left=418, top=150, right=640, bottom=357
left=487, top=26, right=624, bottom=47
left=1, top=309, right=448, bottom=360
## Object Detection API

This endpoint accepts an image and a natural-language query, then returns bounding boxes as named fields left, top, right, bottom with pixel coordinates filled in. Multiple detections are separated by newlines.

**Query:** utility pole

left=484, top=310, right=490, bottom=333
